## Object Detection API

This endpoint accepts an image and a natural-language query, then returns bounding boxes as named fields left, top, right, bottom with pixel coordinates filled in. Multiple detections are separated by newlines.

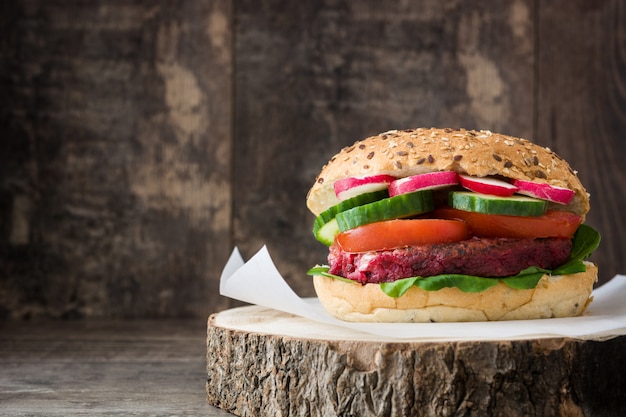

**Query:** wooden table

left=0, top=319, right=232, bottom=416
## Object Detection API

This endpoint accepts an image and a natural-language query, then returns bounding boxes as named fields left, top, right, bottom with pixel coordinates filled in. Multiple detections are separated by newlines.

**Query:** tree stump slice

left=207, top=305, right=626, bottom=417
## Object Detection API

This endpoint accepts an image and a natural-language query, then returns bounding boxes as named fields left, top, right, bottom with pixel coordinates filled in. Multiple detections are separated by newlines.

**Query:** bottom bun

left=313, top=263, right=598, bottom=322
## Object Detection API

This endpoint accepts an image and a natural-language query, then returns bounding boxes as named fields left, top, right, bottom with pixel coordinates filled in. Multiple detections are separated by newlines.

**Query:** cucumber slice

left=314, top=218, right=339, bottom=246
left=313, top=189, right=388, bottom=245
left=336, top=190, right=434, bottom=232
left=450, top=191, right=547, bottom=217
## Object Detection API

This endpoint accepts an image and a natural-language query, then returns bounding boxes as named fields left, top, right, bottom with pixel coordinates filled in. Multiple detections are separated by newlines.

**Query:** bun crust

left=307, top=128, right=589, bottom=217
left=313, top=263, right=597, bottom=322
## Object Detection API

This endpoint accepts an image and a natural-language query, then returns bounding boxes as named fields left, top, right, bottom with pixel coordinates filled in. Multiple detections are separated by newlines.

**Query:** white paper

left=219, top=246, right=626, bottom=341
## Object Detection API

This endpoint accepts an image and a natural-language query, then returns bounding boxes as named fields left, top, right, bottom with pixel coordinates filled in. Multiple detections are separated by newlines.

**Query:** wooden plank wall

left=1, top=0, right=624, bottom=319
left=0, top=0, right=234, bottom=318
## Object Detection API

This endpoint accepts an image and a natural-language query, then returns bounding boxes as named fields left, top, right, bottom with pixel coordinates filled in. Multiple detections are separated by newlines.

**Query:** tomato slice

left=335, top=219, right=470, bottom=253
left=432, top=208, right=582, bottom=239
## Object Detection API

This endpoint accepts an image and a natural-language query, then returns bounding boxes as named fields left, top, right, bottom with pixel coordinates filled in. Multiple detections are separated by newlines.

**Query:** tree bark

left=207, top=306, right=626, bottom=417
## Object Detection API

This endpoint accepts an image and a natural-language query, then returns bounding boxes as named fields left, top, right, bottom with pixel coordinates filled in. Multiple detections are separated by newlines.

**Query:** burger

left=306, top=128, right=600, bottom=322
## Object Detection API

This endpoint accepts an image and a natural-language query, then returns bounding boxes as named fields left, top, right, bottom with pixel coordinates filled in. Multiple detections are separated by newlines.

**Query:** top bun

left=307, top=128, right=589, bottom=218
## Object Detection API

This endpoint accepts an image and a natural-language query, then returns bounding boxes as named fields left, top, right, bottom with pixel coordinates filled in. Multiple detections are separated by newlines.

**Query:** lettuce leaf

left=499, top=266, right=548, bottom=289
left=307, top=224, right=601, bottom=298
left=306, top=265, right=355, bottom=284
left=552, top=224, right=601, bottom=275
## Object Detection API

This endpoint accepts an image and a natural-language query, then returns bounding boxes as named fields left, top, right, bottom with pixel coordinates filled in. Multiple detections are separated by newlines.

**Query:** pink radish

left=459, top=174, right=518, bottom=197
left=513, top=179, right=575, bottom=204
left=389, top=171, right=459, bottom=196
left=334, top=174, right=396, bottom=201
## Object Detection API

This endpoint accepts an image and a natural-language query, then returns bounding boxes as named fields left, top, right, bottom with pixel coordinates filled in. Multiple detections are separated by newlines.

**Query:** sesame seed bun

left=313, top=263, right=597, bottom=322
left=307, top=128, right=589, bottom=219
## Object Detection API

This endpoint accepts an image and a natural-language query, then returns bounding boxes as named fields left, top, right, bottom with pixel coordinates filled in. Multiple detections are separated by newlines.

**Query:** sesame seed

left=416, top=157, right=426, bottom=165
left=396, top=151, right=408, bottom=156
left=395, top=161, right=402, bottom=169
left=492, top=154, right=502, bottom=162
left=504, top=160, right=513, bottom=168
left=367, top=152, right=375, bottom=159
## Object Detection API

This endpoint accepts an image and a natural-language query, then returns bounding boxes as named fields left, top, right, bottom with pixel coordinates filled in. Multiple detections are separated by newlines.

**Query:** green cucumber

left=314, top=218, right=339, bottom=246
left=450, top=191, right=547, bottom=217
left=313, top=189, right=388, bottom=245
left=336, top=190, right=434, bottom=232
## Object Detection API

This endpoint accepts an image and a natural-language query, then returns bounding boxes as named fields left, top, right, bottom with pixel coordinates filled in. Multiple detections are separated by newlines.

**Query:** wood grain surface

left=0, top=319, right=234, bottom=416
left=0, top=1, right=234, bottom=318
left=1, top=0, right=624, bottom=319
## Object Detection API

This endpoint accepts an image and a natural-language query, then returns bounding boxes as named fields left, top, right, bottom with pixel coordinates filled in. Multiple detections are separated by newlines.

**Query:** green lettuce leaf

left=307, top=224, right=601, bottom=298
left=413, top=274, right=499, bottom=293
left=306, top=265, right=355, bottom=284
left=552, top=224, right=601, bottom=275
left=499, top=266, right=547, bottom=290
left=380, top=277, right=420, bottom=297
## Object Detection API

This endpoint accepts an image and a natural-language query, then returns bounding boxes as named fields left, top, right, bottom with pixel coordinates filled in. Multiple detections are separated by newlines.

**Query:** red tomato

left=432, top=208, right=582, bottom=239
left=336, top=219, right=470, bottom=253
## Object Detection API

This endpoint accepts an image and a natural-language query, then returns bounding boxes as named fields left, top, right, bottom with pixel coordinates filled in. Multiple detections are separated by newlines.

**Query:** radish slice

left=459, top=175, right=518, bottom=197
left=513, top=179, right=575, bottom=205
left=389, top=171, right=459, bottom=196
left=334, top=174, right=396, bottom=201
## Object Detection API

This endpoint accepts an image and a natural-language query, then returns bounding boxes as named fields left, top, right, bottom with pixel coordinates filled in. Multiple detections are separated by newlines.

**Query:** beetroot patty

left=328, top=237, right=572, bottom=284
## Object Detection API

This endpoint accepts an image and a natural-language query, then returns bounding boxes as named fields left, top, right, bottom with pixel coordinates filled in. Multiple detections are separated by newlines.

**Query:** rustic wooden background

left=1, top=0, right=624, bottom=319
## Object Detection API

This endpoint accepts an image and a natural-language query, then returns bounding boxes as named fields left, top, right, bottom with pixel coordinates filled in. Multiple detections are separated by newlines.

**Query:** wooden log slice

left=207, top=306, right=626, bottom=417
